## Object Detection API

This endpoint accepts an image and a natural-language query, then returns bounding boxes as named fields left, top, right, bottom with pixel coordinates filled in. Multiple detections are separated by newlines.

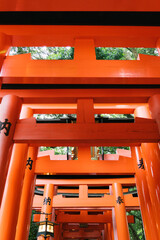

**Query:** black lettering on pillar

left=116, top=196, right=124, bottom=204
left=0, top=119, right=12, bottom=136
left=43, top=197, right=51, bottom=205
left=26, top=157, right=33, bottom=170
left=138, top=158, right=145, bottom=170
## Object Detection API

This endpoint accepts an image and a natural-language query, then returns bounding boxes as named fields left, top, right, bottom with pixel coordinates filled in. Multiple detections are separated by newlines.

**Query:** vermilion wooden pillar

left=104, top=223, right=112, bottom=240
left=149, top=94, right=160, bottom=132
left=0, top=107, right=32, bottom=240
left=0, top=33, right=11, bottom=83
left=112, top=183, right=130, bottom=240
left=15, top=146, right=38, bottom=240
left=135, top=105, right=160, bottom=234
left=132, top=146, right=159, bottom=239
left=0, top=95, right=22, bottom=205
left=38, top=184, right=54, bottom=240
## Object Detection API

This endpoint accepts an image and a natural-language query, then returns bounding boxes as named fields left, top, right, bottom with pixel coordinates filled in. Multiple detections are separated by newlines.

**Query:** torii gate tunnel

left=1, top=1, right=160, bottom=240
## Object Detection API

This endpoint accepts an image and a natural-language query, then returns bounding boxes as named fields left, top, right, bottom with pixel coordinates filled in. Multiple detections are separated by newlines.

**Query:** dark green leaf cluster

left=28, top=211, right=38, bottom=240
left=128, top=210, right=145, bottom=240
left=10, top=46, right=74, bottom=60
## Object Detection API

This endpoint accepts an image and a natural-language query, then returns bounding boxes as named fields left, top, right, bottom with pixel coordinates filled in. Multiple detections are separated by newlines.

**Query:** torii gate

left=1, top=0, right=160, bottom=240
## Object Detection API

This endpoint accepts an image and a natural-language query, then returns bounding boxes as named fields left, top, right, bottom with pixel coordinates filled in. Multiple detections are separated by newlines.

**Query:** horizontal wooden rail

left=1, top=89, right=160, bottom=104
left=33, top=194, right=139, bottom=208
left=35, top=155, right=135, bottom=174
left=0, top=26, right=160, bottom=48
left=13, top=117, right=159, bottom=146
left=2, top=53, right=160, bottom=85
left=36, top=178, right=136, bottom=186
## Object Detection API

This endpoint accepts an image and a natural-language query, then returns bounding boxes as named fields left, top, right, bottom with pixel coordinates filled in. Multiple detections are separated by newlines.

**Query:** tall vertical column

left=103, top=223, right=111, bottom=240
left=109, top=186, right=118, bottom=240
left=0, top=33, right=11, bottom=87
left=38, top=184, right=54, bottom=240
left=132, top=146, right=159, bottom=239
left=112, top=183, right=130, bottom=240
left=0, top=107, right=32, bottom=240
left=0, top=94, right=22, bottom=205
left=15, top=146, right=38, bottom=240
left=135, top=105, right=160, bottom=234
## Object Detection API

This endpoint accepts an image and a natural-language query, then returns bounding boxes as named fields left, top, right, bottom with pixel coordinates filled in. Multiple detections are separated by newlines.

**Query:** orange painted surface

left=2, top=52, right=160, bottom=84
left=0, top=0, right=160, bottom=12
left=77, top=99, right=94, bottom=123
left=13, top=117, right=159, bottom=146
left=15, top=147, right=38, bottom=240
left=62, top=223, right=105, bottom=230
left=33, top=211, right=135, bottom=224
left=0, top=33, right=11, bottom=74
left=0, top=26, right=160, bottom=48
left=23, top=103, right=148, bottom=114
left=135, top=105, right=160, bottom=235
left=0, top=95, right=22, bottom=205
left=149, top=94, right=160, bottom=133
left=35, top=178, right=136, bottom=187
left=112, top=183, right=130, bottom=240
left=63, top=229, right=101, bottom=239
left=1, top=89, right=160, bottom=104
left=38, top=184, right=54, bottom=240
left=132, top=146, right=159, bottom=239
left=0, top=107, right=33, bottom=240
left=35, top=154, right=134, bottom=174
left=33, top=191, right=139, bottom=209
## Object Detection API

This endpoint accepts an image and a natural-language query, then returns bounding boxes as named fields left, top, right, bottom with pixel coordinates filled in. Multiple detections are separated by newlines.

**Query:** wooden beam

left=35, top=178, right=136, bottom=186
left=13, top=117, right=159, bottom=146
left=62, top=229, right=101, bottom=238
left=1, top=26, right=160, bottom=48
left=1, top=89, right=160, bottom=104
left=33, top=211, right=135, bottom=224
left=35, top=156, right=135, bottom=174
left=32, top=194, right=139, bottom=208
left=22, top=103, right=147, bottom=114
left=2, top=54, right=160, bottom=85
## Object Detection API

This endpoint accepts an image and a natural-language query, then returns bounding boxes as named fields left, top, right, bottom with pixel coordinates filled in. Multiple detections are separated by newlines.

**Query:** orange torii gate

left=32, top=178, right=138, bottom=240
left=0, top=95, right=160, bottom=240
left=1, top=1, right=160, bottom=240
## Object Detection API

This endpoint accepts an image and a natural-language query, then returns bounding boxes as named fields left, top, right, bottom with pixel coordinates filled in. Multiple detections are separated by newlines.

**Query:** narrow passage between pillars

left=0, top=107, right=33, bottom=240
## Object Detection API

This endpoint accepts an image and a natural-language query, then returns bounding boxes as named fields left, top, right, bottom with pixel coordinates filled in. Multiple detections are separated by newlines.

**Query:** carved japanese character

left=43, top=197, right=51, bottom=205
left=138, top=158, right=145, bottom=170
left=26, top=157, right=33, bottom=170
left=0, top=119, right=11, bottom=136
left=116, top=196, right=124, bottom=204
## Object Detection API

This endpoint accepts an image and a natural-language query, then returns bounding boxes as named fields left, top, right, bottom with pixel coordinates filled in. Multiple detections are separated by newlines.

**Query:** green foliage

left=96, top=47, right=158, bottom=60
left=100, top=114, right=134, bottom=119
left=100, top=146, right=130, bottom=154
left=9, top=47, right=74, bottom=60
left=128, top=210, right=145, bottom=240
left=10, top=46, right=158, bottom=61
left=28, top=211, right=38, bottom=240
left=96, top=47, right=133, bottom=60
